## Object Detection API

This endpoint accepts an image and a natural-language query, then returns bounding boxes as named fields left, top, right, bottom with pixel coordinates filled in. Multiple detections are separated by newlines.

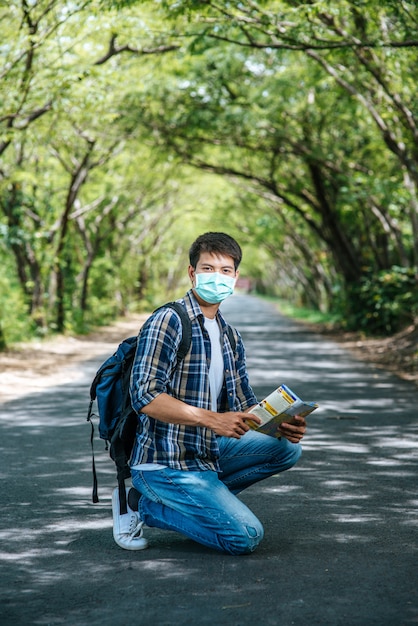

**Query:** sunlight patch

left=45, top=518, right=112, bottom=532
left=331, top=514, right=382, bottom=523
left=0, top=548, right=70, bottom=562
left=262, top=485, right=301, bottom=494
left=141, top=558, right=199, bottom=578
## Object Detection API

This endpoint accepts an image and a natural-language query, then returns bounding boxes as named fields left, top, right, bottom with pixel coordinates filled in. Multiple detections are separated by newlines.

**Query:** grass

left=259, top=295, right=341, bottom=327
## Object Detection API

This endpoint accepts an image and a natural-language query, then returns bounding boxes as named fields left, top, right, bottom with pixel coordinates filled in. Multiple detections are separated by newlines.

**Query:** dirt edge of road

left=0, top=314, right=149, bottom=402
left=302, top=319, right=418, bottom=387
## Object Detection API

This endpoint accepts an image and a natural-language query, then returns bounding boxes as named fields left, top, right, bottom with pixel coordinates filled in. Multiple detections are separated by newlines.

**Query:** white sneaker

left=112, top=487, right=148, bottom=551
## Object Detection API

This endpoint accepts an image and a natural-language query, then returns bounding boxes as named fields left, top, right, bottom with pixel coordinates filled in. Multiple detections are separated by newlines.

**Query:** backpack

left=86, top=301, right=237, bottom=514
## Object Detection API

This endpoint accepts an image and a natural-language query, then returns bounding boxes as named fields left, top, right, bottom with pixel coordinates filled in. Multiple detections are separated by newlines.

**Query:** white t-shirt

left=204, top=316, right=224, bottom=412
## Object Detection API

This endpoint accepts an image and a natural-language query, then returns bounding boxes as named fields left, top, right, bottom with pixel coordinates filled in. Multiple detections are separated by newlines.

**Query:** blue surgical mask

left=194, top=272, right=235, bottom=304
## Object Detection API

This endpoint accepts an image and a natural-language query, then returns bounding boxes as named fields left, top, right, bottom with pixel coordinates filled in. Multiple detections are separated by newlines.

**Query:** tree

left=104, top=0, right=417, bottom=328
left=0, top=0, right=187, bottom=338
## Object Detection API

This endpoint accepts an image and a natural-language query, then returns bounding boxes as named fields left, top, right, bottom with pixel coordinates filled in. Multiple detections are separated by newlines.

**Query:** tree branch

left=206, top=31, right=418, bottom=50
left=94, top=34, right=180, bottom=65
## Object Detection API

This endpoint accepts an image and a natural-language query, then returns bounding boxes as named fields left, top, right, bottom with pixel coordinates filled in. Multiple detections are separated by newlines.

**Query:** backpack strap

left=154, top=301, right=193, bottom=361
left=225, top=325, right=237, bottom=354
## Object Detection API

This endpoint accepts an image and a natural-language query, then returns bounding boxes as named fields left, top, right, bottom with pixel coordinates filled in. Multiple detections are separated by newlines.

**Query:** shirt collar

left=183, top=289, right=230, bottom=331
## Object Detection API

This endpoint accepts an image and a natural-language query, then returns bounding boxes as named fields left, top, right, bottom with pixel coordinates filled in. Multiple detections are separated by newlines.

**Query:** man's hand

left=209, top=411, right=262, bottom=439
left=278, top=415, right=307, bottom=443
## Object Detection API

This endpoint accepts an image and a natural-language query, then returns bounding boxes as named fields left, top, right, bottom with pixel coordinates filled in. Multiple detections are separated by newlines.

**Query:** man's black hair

left=189, top=232, right=242, bottom=270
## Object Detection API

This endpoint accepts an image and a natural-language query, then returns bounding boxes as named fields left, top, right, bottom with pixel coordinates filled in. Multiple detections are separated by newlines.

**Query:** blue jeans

left=131, top=430, right=302, bottom=555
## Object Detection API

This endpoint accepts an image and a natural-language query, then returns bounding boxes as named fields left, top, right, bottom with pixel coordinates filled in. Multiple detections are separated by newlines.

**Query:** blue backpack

left=87, top=301, right=236, bottom=514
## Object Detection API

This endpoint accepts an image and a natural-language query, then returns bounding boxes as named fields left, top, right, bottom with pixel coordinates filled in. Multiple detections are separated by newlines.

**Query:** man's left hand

left=278, top=415, right=307, bottom=443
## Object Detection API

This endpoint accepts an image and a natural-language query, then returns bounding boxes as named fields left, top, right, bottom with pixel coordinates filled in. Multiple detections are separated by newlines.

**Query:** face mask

left=194, top=272, right=235, bottom=304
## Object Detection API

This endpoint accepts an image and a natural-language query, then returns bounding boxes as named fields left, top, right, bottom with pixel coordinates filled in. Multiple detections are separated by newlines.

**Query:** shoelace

left=128, top=515, right=144, bottom=538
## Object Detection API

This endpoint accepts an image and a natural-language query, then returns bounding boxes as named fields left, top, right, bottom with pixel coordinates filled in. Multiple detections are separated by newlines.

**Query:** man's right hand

left=208, top=411, right=262, bottom=439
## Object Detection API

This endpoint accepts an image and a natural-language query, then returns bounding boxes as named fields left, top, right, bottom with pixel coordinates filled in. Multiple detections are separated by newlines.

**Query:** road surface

left=0, top=295, right=417, bottom=625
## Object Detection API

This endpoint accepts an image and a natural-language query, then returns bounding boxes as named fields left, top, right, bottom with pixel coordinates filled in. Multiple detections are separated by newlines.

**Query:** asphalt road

left=0, top=294, right=417, bottom=625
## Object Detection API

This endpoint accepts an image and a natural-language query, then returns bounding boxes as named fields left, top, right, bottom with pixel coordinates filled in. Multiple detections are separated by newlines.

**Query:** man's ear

left=188, top=265, right=195, bottom=285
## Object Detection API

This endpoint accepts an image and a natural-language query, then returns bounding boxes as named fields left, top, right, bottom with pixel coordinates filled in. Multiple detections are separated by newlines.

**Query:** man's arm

left=142, top=395, right=306, bottom=442
left=141, top=393, right=261, bottom=439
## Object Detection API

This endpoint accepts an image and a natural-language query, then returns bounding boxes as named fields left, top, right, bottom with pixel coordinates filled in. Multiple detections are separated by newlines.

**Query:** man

left=112, top=232, right=306, bottom=555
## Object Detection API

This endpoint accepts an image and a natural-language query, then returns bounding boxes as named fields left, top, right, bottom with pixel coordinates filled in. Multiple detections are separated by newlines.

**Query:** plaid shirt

left=129, top=290, right=257, bottom=472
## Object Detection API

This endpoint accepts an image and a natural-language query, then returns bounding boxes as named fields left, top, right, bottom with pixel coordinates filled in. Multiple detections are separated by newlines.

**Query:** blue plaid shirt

left=129, top=290, right=257, bottom=472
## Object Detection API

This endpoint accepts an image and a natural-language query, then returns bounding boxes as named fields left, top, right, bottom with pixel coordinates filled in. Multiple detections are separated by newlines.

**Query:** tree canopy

left=1, top=0, right=417, bottom=346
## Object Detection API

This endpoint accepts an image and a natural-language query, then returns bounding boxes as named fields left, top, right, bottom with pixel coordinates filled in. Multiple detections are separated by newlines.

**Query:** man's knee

left=274, top=439, right=302, bottom=472
left=220, top=519, right=264, bottom=555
